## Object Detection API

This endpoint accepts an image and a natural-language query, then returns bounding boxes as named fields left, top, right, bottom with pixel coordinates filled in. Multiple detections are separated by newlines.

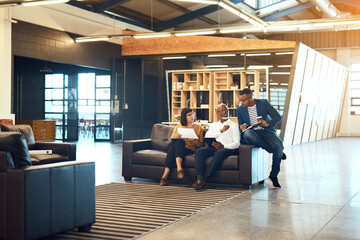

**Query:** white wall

left=0, top=8, right=14, bottom=120
left=319, top=48, right=360, bottom=136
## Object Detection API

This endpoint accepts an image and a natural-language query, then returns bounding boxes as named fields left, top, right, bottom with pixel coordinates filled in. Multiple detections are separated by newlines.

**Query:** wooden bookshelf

left=171, top=72, right=213, bottom=122
left=213, top=70, right=260, bottom=123
left=171, top=70, right=259, bottom=124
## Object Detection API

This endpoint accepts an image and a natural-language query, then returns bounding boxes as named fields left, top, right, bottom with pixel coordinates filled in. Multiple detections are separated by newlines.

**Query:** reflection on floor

left=76, top=137, right=360, bottom=240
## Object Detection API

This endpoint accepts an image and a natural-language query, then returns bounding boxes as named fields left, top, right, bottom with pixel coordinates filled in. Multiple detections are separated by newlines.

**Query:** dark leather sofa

left=123, top=123, right=269, bottom=188
left=0, top=125, right=95, bottom=240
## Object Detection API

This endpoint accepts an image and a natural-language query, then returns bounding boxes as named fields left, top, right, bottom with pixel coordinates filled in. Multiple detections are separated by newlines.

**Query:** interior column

left=0, top=8, right=13, bottom=119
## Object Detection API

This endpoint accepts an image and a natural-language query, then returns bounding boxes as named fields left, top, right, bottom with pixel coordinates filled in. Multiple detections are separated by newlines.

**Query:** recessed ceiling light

left=248, top=65, right=273, bottom=69
left=163, top=56, right=187, bottom=60
left=269, top=72, right=290, bottom=75
left=22, top=0, right=69, bottom=6
left=206, top=65, right=229, bottom=68
left=134, top=33, right=171, bottom=39
left=208, top=54, right=236, bottom=57
left=75, top=36, right=109, bottom=42
left=246, top=53, right=271, bottom=56
left=275, top=52, right=293, bottom=55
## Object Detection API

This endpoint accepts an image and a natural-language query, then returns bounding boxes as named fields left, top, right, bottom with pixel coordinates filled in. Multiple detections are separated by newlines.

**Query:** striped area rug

left=55, top=182, right=244, bottom=240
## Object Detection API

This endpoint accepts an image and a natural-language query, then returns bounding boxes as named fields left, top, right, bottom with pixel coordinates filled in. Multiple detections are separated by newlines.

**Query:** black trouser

left=165, top=140, right=193, bottom=170
left=195, top=147, right=239, bottom=178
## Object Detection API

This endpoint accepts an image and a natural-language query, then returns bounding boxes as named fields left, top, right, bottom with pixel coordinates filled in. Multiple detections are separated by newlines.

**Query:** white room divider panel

left=281, top=43, right=348, bottom=146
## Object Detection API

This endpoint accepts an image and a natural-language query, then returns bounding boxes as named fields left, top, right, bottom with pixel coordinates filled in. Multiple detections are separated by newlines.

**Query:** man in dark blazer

left=237, top=88, right=286, bottom=188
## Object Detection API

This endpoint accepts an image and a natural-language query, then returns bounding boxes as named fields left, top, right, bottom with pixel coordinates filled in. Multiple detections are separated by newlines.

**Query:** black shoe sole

left=194, top=184, right=206, bottom=191
left=269, top=177, right=281, bottom=188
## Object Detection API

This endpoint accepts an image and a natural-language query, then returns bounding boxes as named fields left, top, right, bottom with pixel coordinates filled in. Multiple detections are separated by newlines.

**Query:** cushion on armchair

left=0, top=132, right=32, bottom=168
left=151, top=124, right=174, bottom=151
left=0, top=152, right=15, bottom=170
left=0, top=124, right=35, bottom=147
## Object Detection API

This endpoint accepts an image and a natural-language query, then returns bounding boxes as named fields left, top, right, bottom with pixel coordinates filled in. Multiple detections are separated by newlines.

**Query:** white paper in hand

left=177, top=128, right=199, bottom=139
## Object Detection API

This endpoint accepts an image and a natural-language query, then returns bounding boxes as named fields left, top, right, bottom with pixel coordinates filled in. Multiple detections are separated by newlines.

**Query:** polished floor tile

left=76, top=141, right=124, bottom=186
left=77, top=137, right=360, bottom=240
left=137, top=196, right=343, bottom=240
left=347, top=192, right=360, bottom=208
left=313, top=206, right=360, bottom=240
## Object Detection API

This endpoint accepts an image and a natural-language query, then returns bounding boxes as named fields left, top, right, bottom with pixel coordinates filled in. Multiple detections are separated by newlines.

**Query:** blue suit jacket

left=237, top=99, right=282, bottom=141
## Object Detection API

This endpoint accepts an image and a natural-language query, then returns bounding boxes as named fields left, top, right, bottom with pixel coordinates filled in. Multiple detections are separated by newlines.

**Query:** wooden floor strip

left=54, top=182, right=244, bottom=239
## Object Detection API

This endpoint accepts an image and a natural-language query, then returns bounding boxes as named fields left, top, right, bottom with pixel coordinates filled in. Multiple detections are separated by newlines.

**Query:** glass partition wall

left=281, top=43, right=348, bottom=146
left=45, top=73, right=111, bottom=141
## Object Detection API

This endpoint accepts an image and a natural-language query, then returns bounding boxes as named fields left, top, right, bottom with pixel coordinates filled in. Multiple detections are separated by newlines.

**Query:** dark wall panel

left=143, top=60, right=162, bottom=138
left=14, top=57, right=45, bottom=120
left=123, top=59, right=142, bottom=140
left=121, top=59, right=167, bottom=140
left=12, top=21, right=122, bottom=70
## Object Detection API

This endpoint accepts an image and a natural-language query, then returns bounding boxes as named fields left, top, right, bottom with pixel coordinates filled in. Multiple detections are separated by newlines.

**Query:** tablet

left=204, top=137, right=216, bottom=147
left=243, top=122, right=262, bottom=132
left=169, top=138, right=186, bottom=144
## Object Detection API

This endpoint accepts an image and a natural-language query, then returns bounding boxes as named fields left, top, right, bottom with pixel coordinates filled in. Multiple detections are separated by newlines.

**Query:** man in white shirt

left=193, top=104, right=240, bottom=191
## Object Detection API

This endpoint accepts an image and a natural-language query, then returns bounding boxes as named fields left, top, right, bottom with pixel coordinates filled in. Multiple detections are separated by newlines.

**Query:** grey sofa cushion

left=0, top=132, right=32, bottom=168
left=151, top=124, right=174, bottom=151
left=0, top=124, right=35, bottom=147
left=183, top=154, right=238, bottom=170
left=30, top=154, right=70, bottom=165
left=133, top=150, right=239, bottom=170
left=133, top=150, right=167, bottom=166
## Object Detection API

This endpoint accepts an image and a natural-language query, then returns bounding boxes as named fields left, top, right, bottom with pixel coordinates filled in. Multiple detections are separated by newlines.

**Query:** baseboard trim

left=337, top=132, right=360, bottom=137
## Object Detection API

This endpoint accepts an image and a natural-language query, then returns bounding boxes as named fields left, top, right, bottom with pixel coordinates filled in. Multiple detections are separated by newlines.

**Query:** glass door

left=94, top=75, right=111, bottom=141
left=112, top=60, right=124, bottom=143
left=66, top=75, right=79, bottom=141
left=78, top=73, right=95, bottom=141
left=44, top=73, right=68, bottom=140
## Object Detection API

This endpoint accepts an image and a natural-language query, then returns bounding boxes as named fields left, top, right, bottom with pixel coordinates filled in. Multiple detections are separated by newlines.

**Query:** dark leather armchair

left=0, top=131, right=95, bottom=240
left=0, top=124, right=76, bottom=165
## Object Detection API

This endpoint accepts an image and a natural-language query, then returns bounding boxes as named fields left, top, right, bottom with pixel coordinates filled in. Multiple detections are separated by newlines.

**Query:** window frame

left=350, top=63, right=360, bottom=115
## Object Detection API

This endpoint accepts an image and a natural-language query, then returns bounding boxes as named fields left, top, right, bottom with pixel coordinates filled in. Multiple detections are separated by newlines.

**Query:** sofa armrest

left=238, top=145, right=269, bottom=185
left=124, top=139, right=151, bottom=152
left=122, top=139, right=151, bottom=180
left=0, top=171, right=5, bottom=240
left=0, top=151, right=15, bottom=172
left=34, top=142, right=76, bottom=161
left=6, top=161, right=95, bottom=240
left=0, top=152, right=6, bottom=172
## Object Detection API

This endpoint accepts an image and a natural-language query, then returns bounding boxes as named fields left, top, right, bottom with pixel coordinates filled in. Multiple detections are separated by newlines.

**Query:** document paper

left=177, top=128, right=199, bottom=139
